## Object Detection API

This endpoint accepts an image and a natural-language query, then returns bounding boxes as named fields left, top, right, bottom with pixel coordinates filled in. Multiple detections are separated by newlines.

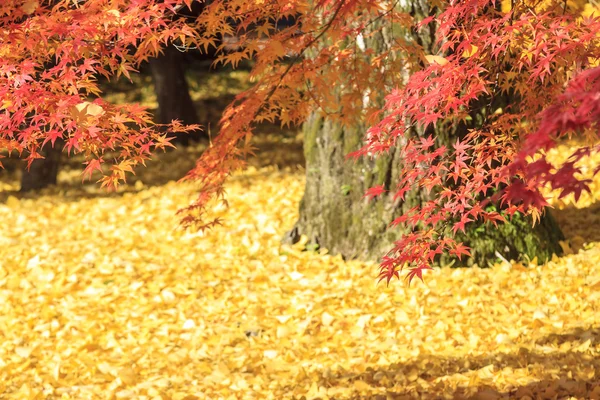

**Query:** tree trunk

left=149, top=46, right=201, bottom=145
left=284, top=113, right=418, bottom=260
left=20, top=144, right=61, bottom=192
left=287, top=113, right=563, bottom=267
left=285, top=1, right=564, bottom=267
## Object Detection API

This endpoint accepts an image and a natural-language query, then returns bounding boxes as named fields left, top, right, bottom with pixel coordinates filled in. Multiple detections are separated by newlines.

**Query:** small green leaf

left=306, top=243, right=320, bottom=252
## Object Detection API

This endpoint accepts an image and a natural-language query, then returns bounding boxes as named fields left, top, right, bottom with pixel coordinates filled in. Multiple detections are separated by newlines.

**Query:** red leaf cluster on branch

left=0, top=0, right=200, bottom=187
left=357, top=0, right=600, bottom=284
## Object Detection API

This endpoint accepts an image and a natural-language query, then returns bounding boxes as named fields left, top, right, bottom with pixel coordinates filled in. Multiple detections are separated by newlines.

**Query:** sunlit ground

left=1, top=71, right=600, bottom=399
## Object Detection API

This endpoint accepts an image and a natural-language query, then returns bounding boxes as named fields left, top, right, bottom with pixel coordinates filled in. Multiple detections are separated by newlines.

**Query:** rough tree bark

left=285, top=1, right=564, bottom=267
left=149, top=46, right=201, bottom=145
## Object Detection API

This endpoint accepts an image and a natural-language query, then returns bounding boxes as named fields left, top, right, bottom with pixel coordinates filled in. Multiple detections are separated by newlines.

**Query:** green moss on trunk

left=287, top=113, right=564, bottom=266
left=445, top=210, right=564, bottom=267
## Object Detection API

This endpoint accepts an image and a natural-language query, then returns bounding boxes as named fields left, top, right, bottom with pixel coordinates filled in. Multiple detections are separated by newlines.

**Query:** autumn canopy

left=1, top=0, right=600, bottom=282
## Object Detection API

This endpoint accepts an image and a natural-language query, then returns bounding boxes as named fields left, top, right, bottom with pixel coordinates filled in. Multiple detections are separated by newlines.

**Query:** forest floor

left=1, top=69, right=600, bottom=399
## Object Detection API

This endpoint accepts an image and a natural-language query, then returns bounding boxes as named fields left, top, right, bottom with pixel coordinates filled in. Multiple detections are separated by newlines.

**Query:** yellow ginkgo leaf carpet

left=1, top=140, right=600, bottom=400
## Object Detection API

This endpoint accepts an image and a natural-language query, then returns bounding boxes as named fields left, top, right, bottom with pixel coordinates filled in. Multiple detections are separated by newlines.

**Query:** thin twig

left=358, top=0, right=402, bottom=37
left=263, top=0, right=347, bottom=105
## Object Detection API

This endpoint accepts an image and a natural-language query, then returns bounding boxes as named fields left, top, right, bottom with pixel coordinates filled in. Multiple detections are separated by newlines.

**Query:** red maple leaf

left=364, top=184, right=386, bottom=200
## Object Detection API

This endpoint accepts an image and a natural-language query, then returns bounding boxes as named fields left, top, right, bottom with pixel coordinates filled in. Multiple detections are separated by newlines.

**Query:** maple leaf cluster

left=1, top=0, right=600, bottom=284
left=361, top=0, right=600, bottom=284
left=0, top=0, right=200, bottom=188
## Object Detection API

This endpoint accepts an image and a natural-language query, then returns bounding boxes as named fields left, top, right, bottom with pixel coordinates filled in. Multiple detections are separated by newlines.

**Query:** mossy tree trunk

left=285, top=1, right=564, bottom=267
left=288, top=113, right=564, bottom=267
left=285, top=113, right=422, bottom=260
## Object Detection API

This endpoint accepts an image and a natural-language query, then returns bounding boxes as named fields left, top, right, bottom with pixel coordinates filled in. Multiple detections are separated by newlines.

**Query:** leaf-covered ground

left=1, top=68, right=600, bottom=398
left=1, top=138, right=600, bottom=400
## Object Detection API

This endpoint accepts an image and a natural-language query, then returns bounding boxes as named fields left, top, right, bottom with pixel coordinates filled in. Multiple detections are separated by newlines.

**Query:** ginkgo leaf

left=462, top=44, right=479, bottom=58
left=86, top=103, right=105, bottom=117
left=424, top=55, right=448, bottom=66
left=106, top=9, right=121, bottom=19
left=72, top=102, right=105, bottom=123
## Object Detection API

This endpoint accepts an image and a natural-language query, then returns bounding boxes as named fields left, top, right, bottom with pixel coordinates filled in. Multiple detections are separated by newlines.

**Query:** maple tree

left=1, top=0, right=599, bottom=283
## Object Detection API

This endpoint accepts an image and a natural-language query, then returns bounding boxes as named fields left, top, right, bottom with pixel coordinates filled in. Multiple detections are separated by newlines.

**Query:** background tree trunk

left=285, top=1, right=564, bottom=267
left=20, top=144, right=62, bottom=192
left=149, top=46, right=201, bottom=145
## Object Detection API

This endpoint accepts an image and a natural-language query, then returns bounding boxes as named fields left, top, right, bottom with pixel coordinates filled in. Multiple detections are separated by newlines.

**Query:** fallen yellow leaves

left=0, top=141, right=600, bottom=399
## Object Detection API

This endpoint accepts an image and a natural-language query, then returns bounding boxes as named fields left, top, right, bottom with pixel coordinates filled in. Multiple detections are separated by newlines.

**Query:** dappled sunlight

left=2, top=0, right=600, bottom=397
left=1, top=142, right=600, bottom=398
